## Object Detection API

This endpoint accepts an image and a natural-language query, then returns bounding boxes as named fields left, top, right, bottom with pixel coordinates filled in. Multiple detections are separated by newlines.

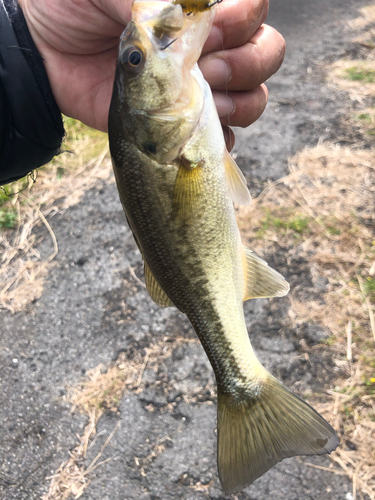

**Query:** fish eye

left=121, top=45, right=145, bottom=73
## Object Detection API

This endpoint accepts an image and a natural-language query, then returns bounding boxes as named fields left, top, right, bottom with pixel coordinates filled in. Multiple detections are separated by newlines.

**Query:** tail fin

left=217, top=375, right=339, bottom=494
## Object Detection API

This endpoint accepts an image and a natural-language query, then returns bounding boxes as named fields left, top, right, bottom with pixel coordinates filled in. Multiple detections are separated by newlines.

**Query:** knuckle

left=245, top=0, right=269, bottom=31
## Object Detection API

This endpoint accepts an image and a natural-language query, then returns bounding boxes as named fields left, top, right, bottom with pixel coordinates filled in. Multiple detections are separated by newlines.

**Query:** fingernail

left=200, top=57, right=232, bottom=87
left=214, top=92, right=235, bottom=118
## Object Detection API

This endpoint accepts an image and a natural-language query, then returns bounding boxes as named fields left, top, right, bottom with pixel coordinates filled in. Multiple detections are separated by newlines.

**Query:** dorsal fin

left=242, top=246, right=289, bottom=301
left=144, top=261, right=175, bottom=308
left=224, top=151, right=252, bottom=206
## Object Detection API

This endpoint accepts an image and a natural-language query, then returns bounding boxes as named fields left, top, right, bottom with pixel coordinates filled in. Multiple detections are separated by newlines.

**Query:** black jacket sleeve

left=0, top=0, right=65, bottom=186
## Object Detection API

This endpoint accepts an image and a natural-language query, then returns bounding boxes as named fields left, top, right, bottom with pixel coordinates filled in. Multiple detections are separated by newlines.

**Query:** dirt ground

left=0, top=0, right=372, bottom=499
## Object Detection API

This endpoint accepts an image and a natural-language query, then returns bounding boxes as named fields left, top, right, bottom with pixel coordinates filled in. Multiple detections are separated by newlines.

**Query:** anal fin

left=243, top=246, right=289, bottom=301
left=144, top=261, right=175, bottom=308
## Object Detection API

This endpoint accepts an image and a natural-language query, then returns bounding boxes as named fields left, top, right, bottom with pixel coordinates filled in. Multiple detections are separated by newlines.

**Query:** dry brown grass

left=239, top=10, right=375, bottom=485
left=42, top=337, right=198, bottom=499
left=353, top=107, right=375, bottom=138
left=327, top=5, right=375, bottom=105
left=41, top=355, right=133, bottom=500
left=315, top=21, right=375, bottom=498
left=350, top=5, right=375, bottom=31
left=237, top=141, right=375, bottom=499
left=0, top=118, right=110, bottom=313
left=327, top=60, right=375, bottom=102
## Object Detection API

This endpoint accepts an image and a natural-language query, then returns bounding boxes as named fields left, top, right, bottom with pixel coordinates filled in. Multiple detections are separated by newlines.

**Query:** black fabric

left=0, top=80, right=5, bottom=159
left=0, top=0, right=65, bottom=185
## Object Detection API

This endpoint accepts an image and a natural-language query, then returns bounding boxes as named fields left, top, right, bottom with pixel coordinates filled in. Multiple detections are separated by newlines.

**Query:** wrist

left=0, top=0, right=64, bottom=184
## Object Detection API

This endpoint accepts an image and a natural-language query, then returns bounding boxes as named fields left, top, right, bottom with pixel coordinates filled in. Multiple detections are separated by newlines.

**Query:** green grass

left=356, top=112, right=373, bottom=123
left=320, top=335, right=337, bottom=346
left=354, top=110, right=375, bottom=136
left=0, top=188, right=10, bottom=207
left=60, top=117, right=108, bottom=163
left=343, top=404, right=353, bottom=416
left=0, top=184, right=18, bottom=227
left=345, top=66, right=375, bottom=83
left=0, top=208, right=17, bottom=228
left=362, top=375, right=375, bottom=396
left=45, top=117, right=108, bottom=180
left=363, top=276, right=375, bottom=298
left=360, top=356, right=375, bottom=369
left=363, top=376, right=375, bottom=387
left=0, top=172, right=36, bottom=206
left=0, top=117, right=108, bottom=238
left=257, top=211, right=311, bottom=237
left=326, top=226, right=341, bottom=235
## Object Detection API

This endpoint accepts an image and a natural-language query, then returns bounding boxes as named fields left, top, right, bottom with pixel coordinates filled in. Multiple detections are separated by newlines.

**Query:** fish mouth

left=131, top=1, right=185, bottom=42
left=131, top=1, right=184, bottom=27
left=126, top=0, right=214, bottom=68
left=118, top=4, right=185, bottom=71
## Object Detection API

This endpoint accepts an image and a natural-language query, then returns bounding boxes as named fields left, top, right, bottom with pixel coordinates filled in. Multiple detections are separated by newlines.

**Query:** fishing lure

left=173, top=0, right=222, bottom=14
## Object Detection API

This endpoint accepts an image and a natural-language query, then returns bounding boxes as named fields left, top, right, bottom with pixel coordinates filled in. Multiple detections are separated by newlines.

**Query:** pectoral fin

left=243, top=246, right=289, bottom=301
left=225, top=151, right=252, bottom=206
left=144, top=261, right=175, bottom=308
left=173, top=160, right=205, bottom=217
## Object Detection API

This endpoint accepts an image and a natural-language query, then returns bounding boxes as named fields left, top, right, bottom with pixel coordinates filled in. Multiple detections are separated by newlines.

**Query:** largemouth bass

left=108, top=0, right=339, bottom=493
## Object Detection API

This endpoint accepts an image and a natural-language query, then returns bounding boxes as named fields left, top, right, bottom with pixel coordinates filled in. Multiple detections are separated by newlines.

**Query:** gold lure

left=173, top=0, right=223, bottom=13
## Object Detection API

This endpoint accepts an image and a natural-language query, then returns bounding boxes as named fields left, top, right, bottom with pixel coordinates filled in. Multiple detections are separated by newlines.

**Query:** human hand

left=200, top=0, right=285, bottom=149
left=18, top=0, right=134, bottom=132
left=19, top=0, right=285, bottom=147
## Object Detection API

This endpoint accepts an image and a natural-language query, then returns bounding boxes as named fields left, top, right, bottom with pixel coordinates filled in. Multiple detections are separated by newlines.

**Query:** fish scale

left=108, top=0, right=339, bottom=494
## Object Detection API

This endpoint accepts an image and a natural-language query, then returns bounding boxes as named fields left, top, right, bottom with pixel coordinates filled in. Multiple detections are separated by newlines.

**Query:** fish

left=108, top=0, right=339, bottom=493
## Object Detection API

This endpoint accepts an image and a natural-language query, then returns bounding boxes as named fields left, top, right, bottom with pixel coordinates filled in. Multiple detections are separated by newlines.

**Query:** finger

left=200, top=25, right=285, bottom=91
left=213, top=84, right=269, bottom=128
left=91, top=0, right=133, bottom=27
left=223, top=125, right=236, bottom=152
left=203, top=0, right=269, bottom=53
